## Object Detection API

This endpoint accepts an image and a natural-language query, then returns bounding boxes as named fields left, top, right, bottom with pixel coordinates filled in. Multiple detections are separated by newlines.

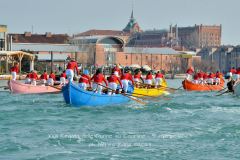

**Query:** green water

left=0, top=80, right=240, bottom=160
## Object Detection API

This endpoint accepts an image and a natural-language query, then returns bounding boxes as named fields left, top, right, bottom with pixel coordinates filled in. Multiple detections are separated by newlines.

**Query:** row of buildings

left=197, top=46, right=240, bottom=73
left=0, top=10, right=230, bottom=74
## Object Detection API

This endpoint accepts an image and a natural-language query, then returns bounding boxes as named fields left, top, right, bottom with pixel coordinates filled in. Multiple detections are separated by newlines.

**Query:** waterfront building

left=126, top=24, right=222, bottom=50
left=70, top=11, right=200, bottom=73
left=197, top=46, right=236, bottom=73
left=227, top=46, right=240, bottom=70
left=116, top=47, right=199, bottom=72
left=8, top=32, right=72, bottom=72
left=70, top=29, right=130, bottom=66
left=172, top=24, right=222, bottom=49
left=126, top=29, right=171, bottom=48
left=0, top=25, right=7, bottom=51
left=71, top=32, right=198, bottom=73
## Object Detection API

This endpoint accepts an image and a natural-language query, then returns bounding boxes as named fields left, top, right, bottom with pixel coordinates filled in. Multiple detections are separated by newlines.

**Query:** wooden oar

left=0, top=86, right=9, bottom=90
left=121, top=93, right=146, bottom=105
left=176, top=86, right=183, bottom=90
left=217, top=86, right=227, bottom=93
left=216, top=90, right=230, bottom=96
left=93, top=82, right=146, bottom=105
left=0, top=86, right=8, bottom=88
left=158, top=85, right=180, bottom=91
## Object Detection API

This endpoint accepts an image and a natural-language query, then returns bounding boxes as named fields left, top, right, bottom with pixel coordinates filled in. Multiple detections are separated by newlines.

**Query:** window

left=125, top=55, right=128, bottom=60
left=146, top=56, right=148, bottom=60
left=156, top=56, right=158, bottom=60
left=136, top=56, right=138, bottom=60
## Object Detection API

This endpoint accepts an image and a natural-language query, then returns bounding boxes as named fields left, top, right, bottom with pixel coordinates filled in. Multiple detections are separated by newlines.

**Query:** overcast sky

left=1, top=0, right=239, bottom=45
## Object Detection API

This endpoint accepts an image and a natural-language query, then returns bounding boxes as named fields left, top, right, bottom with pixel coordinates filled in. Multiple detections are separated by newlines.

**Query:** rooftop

left=9, top=32, right=70, bottom=44
left=74, top=29, right=129, bottom=37
left=0, top=25, right=7, bottom=28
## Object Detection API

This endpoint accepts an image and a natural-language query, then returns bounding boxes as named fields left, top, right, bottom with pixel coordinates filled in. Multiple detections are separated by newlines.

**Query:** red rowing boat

left=182, top=79, right=224, bottom=91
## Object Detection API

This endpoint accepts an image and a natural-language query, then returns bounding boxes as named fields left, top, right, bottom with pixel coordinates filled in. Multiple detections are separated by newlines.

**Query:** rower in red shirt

left=10, top=62, right=19, bottom=81
left=60, top=70, right=67, bottom=85
left=133, top=70, right=142, bottom=87
left=229, top=67, right=237, bottom=79
left=31, top=70, right=38, bottom=86
left=186, top=66, right=194, bottom=80
left=25, top=72, right=31, bottom=84
left=207, top=73, right=214, bottom=84
left=79, top=70, right=91, bottom=90
left=120, top=70, right=134, bottom=93
left=193, top=74, right=199, bottom=84
left=215, top=71, right=222, bottom=85
left=66, top=58, right=78, bottom=82
left=108, top=71, right=123, bottom=95
left=230, top=67, right=237, bottom=74
left=40, top=70, right=48, bottom=84
left=145, top=71, right=153, bottom=88
left=112, top=64, right=122, bottom=77
left=155, top=71, right=164, bottom=88
left=48, top=71, right=56, bottom=86
left=236, top=67, right=240, bottom=80
left=197, top=71, right=204, bottom=84
left=203, top=72, right=208, bottom=84
left=91, top=69, right=108, bottom=94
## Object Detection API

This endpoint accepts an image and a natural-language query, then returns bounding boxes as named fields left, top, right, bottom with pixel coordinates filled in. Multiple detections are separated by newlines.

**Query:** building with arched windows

left=69, top=10, right=201, bottom=72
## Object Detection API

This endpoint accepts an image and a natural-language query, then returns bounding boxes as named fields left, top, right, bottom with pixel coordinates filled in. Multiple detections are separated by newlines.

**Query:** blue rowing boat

left=62, top=82, right=130, bottom=107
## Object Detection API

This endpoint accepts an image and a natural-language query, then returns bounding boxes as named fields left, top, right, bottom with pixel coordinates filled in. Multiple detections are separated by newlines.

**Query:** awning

left=142, top=65, right=151, bottom=71
left=176, top=54, right=193, bottom=58
left=129, top=64, right=141, bottom=68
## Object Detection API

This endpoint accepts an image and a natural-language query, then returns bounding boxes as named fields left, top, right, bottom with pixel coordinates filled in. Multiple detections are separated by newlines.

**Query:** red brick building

left=71, top=30, right=199, bottom=72
left=172, top=24, right=222, bottom=49
left=69, top=11, right=201, bottom=73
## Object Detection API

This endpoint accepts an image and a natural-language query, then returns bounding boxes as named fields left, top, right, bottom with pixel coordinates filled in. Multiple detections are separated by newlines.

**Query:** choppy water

left=0, top=80, right=240, bottom=160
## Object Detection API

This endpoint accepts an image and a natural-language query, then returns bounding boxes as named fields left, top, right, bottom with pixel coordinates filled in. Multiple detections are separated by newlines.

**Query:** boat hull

left=182, top=79, right=224, bottom=91
left=62, top=82, right=130, bottom=107
left=8, top=80, right=61, bottom=94
left=133, top=79, right=168, bottom=96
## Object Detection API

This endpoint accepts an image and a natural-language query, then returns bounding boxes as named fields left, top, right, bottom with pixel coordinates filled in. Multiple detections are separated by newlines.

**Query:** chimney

left=24, top=32, right=31, bottom=37
left=45, top=32, right=52, bottom=38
